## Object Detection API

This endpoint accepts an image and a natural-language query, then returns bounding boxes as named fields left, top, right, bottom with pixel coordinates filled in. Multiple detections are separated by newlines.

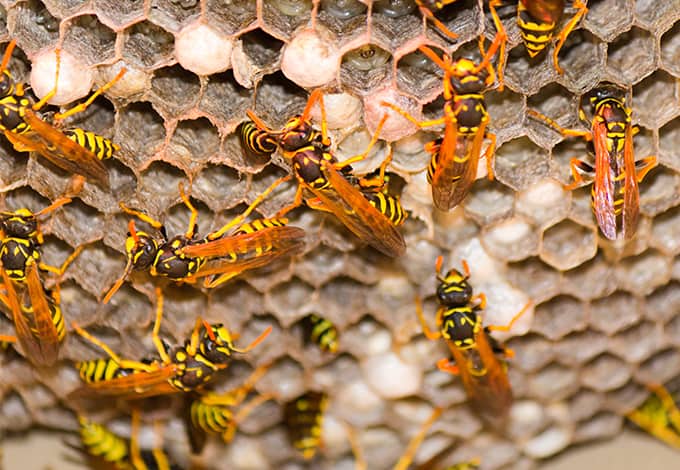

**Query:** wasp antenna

left=418, top=45, right=448, bottom=71
left=461, top=259, right=471, bottom=278
left=102, top=257, right=134, bottom=304
left=233, top=325, right=272, bottom=353
left=36, top=197, right=72, bottom=218
left=0, top=40, right=16, bottom=75
left=434, top=255, right=444, bottom=278
left=202, top=319, right=217, bottom=342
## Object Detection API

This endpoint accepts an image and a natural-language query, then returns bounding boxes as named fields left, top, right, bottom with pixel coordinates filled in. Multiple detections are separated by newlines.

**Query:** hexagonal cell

left=665, top=313, right=680, bottom=347
left=239, top=29, right=285, bottom=75
left=640, top=168, right=680, bottom=220
left=507, top=333, right=556, bottom=373
left=573, top=412, right=622, bottom=443
left=540, top=219, right=597, bottom=271
left=148, top=64, right=201, bottom=118
left=136, top=160, right=187, bottom=213
left=93, top=0, right=144, bottom=30
left=659, top=117, right=680, bottom=172
left=116, top=101, right=167, bottom=169
left=197, top=71, right=251, bottom=128
left=370, top=1, right=423, bottom=47
left=487, top=87, right=526, bottom=143
left=615, top=249, right=672, bottom=296
left=506, top=257, right=562, bottom=303
left=556, top=30, right=605, bottom=93
left=650, top=207, right=680, bottom=258
left=190, top=164, right=248, bottom=213
left=553, top=330, right=609, bottom=365
left=532, top=295, right=587, bottom=341
left=165, top=118, right=220, bottom=174
left=582, top=0, right=634, bottom=42
left=515, top=178, right=570, bottom=229
left=568, top=389, right=605, bottom=422
left=660, top=21, right=680, bottom=77
left=610, top=321, right=663, bottom=363
left=494, top=137, right=550, bottom=191
left=589, top=291, right=642, bottom=336
left=481, top=217, right=540, bottom=262
left=462, top=179, right=515, bottom=226
left=316, top=0, right=368, bottom=38
left=633, top=71, right=680, bottom=129
left=396, top=49, right=443, bottom=101
left=606, top=27, right=657, bottom=85
left=41, top=0, right=89, bottom=18
left=252, top=72, right=308, bottom=128
left=148, top=0, right=201, bottom=33
left=262, top=0, right=313, bottom=38
left=504, top=43, right=557, bottom=96
left=634, top=0, right=680, bottom=33
left=340, top=44, right=394, bottom=95
left=525, top=83, right=578, bottom=148
left=637, top=348, right=680, bottom=384
left=9, top=0, right=59, bottom=53
left=527, top=362, right=579, bottom=401
left=645, top=281, right=680, bottom=325
left=581, top=353, right=631, bottom=391
left=204, top=0, right=256, bottom=36
left=62, top=15, right=117, bottom=66
left=122, top=21, right=175, bottom=70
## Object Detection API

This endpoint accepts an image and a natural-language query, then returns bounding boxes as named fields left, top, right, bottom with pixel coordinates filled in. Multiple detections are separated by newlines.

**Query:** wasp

left=626, top=384, right=680, bottom=449
left=283, top=390, right=328, bottom=460
left=71, top=288, right=272, bottom=400
left=0, top=198, right=81, bottom=366
left=74, top=411, right=182, bottom=470
left=186, top=363, right=275, bottom=453
left=416, top=257, right=530, bottom=425
left=102, top=180, right=304, bottom=303
left=244, top=89, right=406, bottom=257
left=381, top=16, right=506, bottom=211
left=528, top=83, right=656, bottom=240
left=300, top=313, right=339, bottom=354
left=490, top=0, right=588, bottom=75
left=0, top=40, right=125, bottom=188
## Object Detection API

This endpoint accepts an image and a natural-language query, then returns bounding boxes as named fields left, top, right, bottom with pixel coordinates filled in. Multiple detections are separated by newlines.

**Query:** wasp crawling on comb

left=284, top=390, right=328, bottom=460
left=243, top=89, right=406, bottom=257
left=72, top=288, right=272, bottom=400
left=0, top=198, right=81, bottom=366
left=0, top=40, right=124, bottom=189
left=626, top=384, right=680, bottom=449
left=103, top=180, right=305, bottom=303
left=528, top=83, right=656, bottom=240
left=416, top=256, right=531, bottom=425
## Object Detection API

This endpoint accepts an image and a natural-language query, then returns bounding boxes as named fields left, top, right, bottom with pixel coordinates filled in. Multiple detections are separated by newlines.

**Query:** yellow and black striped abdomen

left=517, top=2, right=557, bottom=57
left=238, top=120, right=277, bottom=156
left=234, top=217, right=288, bottom=235
left=25, top=298, right=66, bottom=342
left=284, top=391, right=328, bottom=460
left=0, top=93, right=32, bottom=134
left=364, top=192, right=407, bottom=226
left=77, top=417, right=131, bottom=470
left=190, top=397, right=234, bottom=436
left=301, top=314, right=339, bottom=354
left=63, top=129, right=119, bottom=160
left=77, top=358, right=137, bottom=384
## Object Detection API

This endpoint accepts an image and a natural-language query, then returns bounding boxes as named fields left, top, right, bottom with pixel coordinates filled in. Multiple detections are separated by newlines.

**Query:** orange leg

left=526, top=109, right=592, bottom=139
left=485, top=131, right=496, bottom=180
left=418, top=3, right=458, bottom=40
left=436, top=357, right=460, bottom=375
left=381, top=101, right=446, bottom=130
left=53, top=68, right=127, bottom=120
left=416, top=296, right=442, bottom=341
left=635, top=155, right=657, bottom=182
left=564, top=158, right=594, bottom=191
left=276, top=183, right=304, bottom=218
left=553, top=0, right=588, bottom=75
left=393, top=407, right=443, bottom=470
left=486, top=301, right=532, bottom=333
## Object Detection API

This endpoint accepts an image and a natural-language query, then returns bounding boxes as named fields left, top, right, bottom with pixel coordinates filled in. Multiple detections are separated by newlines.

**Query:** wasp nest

left=0, top=0, right=679, bottom=469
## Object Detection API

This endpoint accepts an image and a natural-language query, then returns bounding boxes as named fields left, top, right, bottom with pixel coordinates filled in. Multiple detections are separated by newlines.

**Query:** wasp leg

left=206, top=175, right=291, bottom=241
left=0, top=334, right=16, bottom=343
left=276, top=183, right=305, bottom=218
left=39, top=244, right=85, bottom=279
left=53, top=69, right=127, bottom=121
left=177, top=182, right=199, bottom=239
left=119, top=202, right=164, bottom=230
left=635, top=155, right=657, bottom=183
left=334, top=113, right=389, bottom=170
left=486, top=301, right=532, bottom=333
left=526, top=109, right=592, bottom=139
left=418, top=3, right=459, bottom=40
left=436, top=357, right=460, bottom=375
left=345, top=423, right=366, bottom=470
left=393, top=407, right=443, bottom=470
left=151, top=288, right=173, bottom=364
left=564, top=158, right=594, bottom=191
left=416, top=295, right=442, bottom=341
left=482, top=0, right=508, bottom=90
left=485, top=130, right=496, bottom=180
left=381, top=101, right=447, bottom=130
left=471, top=292, right=488, bottom=310
left=553, top=0, right=588, bottom=75
left=230, top=326, right=273, bottom=354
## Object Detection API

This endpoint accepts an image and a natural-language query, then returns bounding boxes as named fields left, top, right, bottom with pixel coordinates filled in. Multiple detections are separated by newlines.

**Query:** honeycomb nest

left=0, top=0, right=679, bottom=469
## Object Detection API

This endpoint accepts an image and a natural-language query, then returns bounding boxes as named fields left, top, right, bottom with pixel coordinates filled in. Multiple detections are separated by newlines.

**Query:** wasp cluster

left=0, top=0, right=679, bottom=469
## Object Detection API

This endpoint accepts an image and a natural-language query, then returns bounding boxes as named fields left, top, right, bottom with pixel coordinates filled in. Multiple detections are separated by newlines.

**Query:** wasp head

left=125, top=229, right=158, bottom=271
left=0, top=70, right=15, bottom=98
left=1, top=209, right=38, bottom=239
left=437, top=267, right=473, bottom=306
left=199, top=323, right=235, bottom=365
left=279, top=117, right=315, bottom=152
left=448, top=58, right=488, bottom=94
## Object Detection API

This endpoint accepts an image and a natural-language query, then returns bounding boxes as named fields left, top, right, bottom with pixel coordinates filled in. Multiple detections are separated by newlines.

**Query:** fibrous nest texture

left=0, top=0, right=679, bottom=469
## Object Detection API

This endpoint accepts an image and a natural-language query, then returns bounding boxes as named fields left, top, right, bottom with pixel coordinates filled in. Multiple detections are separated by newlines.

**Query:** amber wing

left=591, top=118, right=618, bottom=240
left=622, top=122, right=640, bottom=240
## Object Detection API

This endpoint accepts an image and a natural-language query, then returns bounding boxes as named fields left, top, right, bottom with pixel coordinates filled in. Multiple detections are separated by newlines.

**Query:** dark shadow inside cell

left=200, top=70, right=251, bottom=124
left=241, top=29, right=285, bottom=69
left=148, top=0, right=201, bottom=33
left=122, top=21, right=175, bottom=69
left=150, top=64, right=201, bottom=117
left=340, top=44, right=394, bottom=94
left=253, top=72, right=308, bottom=128
left=205, top=0, right=257, bottom=36
left=63, top=14, right=117, bottom=66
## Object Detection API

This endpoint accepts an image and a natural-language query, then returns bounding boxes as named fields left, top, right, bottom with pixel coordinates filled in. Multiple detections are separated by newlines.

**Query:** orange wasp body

left=529, top=84, right=656, bottom=240
left=416, top=257, right=529, bottom=425
left=0, top=40, right=124, bottom=188
left=103, top=181, right=304, bottom=303
left=244, top=90, right=406, bottom=257
left=72, top=288, right=271, bottom=400
left=382, top=11, right=506, bottom=211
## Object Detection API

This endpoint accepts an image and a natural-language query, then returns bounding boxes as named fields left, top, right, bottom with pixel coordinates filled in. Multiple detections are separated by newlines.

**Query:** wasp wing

left=69, top=365, right=178, bottom=400
left=315, top=161, right=405, bottom=257
left=24, top=262, right=60, bottom=366
left=521, top=0, right=565, bottom=23
left=5, top=109, right=109, bottom=188
left=621, top=122, right=640, bottom=240
left=592, top=118, right=618, bottom=240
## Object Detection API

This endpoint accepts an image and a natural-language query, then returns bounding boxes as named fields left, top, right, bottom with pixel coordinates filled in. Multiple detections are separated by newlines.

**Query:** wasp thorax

left=279, top=118, right=315, bottom=151
left=2, top=213, right=37, bottom=239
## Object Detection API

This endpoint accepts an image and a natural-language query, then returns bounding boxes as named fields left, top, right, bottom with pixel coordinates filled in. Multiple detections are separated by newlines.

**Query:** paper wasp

left=244, top=89, right=406, bottom=257
left=283, top=390, right=328, bottom=460
left=0, top=197, right=81, bottom=366
left=626, top=384, right=680, bottom=449
left=102, top=180, right=305, bottom=303
left=72, top=288, right=272, bottom=400
left=490, top=0, right=588, bottom=75
left=381, top=16, right=506, bottom=211
left=300, top=313, right=339, bottom=354
left=186, top=363, right=274, bottom=453
left=0, top=40, right=124, bottom=188
left=74, top=410, right=182, bottom=470
left=416, top=256, right=530, bottom=425
left=528, top=83, right=656, bottom=240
